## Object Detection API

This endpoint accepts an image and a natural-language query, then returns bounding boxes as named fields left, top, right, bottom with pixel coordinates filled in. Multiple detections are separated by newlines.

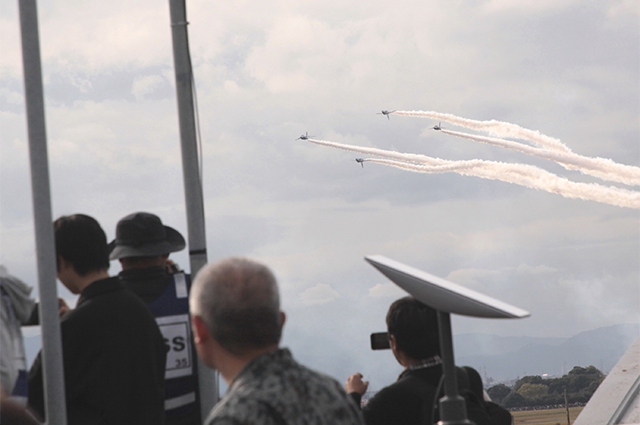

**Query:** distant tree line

left=486, top=366, right=604, bottom=409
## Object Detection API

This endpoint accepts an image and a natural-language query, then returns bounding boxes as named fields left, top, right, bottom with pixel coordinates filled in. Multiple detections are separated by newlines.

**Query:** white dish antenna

left=365, top=255, right=530, bottom=319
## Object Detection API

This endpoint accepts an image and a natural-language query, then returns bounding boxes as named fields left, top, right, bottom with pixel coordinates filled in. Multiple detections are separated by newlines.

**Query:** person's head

left=54, top=214, right=110, bottom=276
left=462, top=366, right=485, bottom=404
left=109, top=212, right=185, bottom=268
left=386, top=296, right=440, bottom=362
left=190, top=257, right=284, bottom=363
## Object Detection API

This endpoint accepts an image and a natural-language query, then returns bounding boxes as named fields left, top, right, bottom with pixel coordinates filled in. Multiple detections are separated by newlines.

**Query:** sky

left=1, top=0, right=639, bottom=389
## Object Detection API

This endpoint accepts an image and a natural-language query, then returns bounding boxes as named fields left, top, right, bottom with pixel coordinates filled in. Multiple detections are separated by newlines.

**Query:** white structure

left=575, top=337, right=640, bottom=425
left=364, top=255, right=530, bottom=318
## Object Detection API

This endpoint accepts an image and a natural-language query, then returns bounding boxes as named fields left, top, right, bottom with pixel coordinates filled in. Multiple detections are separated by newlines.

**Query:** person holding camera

left=346, top=296, right=443, bottom=425
left=346, top=296, right=512, bottom=425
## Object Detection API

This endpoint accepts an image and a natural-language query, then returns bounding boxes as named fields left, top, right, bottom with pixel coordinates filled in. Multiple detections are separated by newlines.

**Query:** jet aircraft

left=295, top=132, right=311, bottom=140
left=377, top=110, right=396, bottom=120
left=355, top=158, right=365, bottom=168
left=433, top=122, right=442, bottom=130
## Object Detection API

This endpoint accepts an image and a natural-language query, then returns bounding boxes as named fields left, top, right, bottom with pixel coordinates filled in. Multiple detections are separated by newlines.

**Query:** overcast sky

left=1, top=0, right=638, bottom=388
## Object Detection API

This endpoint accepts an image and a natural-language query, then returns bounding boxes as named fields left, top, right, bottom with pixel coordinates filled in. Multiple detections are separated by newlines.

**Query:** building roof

left=574, top=337, right=640, bottom=425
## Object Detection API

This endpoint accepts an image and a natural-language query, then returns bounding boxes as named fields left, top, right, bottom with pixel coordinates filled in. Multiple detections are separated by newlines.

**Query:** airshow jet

left=355, top=158, right=365, bottom=168
left=377, top=110, right=396, bottom=120
left=295, top=132, right=311, bottom=140
left=432, top=122, right=442, bottom=130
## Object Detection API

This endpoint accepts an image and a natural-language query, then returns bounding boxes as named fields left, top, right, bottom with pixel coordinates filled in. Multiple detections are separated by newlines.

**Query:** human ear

left=389, top=334, right=397, bottom=351
left=191, top=315, right=209, bottom=345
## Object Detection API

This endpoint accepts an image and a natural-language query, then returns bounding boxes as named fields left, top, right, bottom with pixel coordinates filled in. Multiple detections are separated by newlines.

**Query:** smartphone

left=370, top=332, right=390, bottom=350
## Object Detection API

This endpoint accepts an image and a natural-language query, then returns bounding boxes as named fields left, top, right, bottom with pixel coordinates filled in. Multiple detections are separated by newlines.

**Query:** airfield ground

left=512, top=406, right=584, bottom=425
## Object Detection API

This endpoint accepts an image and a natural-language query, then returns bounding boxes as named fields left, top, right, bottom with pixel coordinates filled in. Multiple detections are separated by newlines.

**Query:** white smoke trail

left=304, top=137, right=447, bottom=166
left=439, top=129, right=640, bottom=186
left=392, top=110, right=572, bottom=153
left=305, top=138, right=640, bottom=209
left=363, top=157, right=640, bottom=208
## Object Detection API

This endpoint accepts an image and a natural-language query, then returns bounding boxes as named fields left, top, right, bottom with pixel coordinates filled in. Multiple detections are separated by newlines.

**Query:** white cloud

left=299, top=283, right=341, bottom=306
left=0, top=88, right=23, bottom=106
left=481, top=0, right=580, bottom=14
left=606, top=1, right=640, bottom=23
left=368, top=282, right=406, bottom=299
left=132, top=75, right=165, bottom=101
left=244, top=14, right=344, bottom=93
left=516, top=264, right=558, bottom=275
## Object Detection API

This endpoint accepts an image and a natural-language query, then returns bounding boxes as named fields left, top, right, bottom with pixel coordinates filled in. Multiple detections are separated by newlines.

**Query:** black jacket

left=28, top=277, right=166, bottom=425
left=351, top=364, right=512, bottom=425
left=352, top=365, right=443, bottom=425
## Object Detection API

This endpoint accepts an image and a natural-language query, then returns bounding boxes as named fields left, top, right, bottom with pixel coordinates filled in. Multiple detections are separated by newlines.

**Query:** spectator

left=28, top=214, right=167, bottom=424
left=189, top=257, right=364, bottom=425
left=461, top=366, right=512, bottom=425
left=0, top=265, right=36, bottom=405
left=110, top=212, right=200, bottom=425
left=346, top=296, right=443, bottom=425
left=346, top=296, right=511, bottom=425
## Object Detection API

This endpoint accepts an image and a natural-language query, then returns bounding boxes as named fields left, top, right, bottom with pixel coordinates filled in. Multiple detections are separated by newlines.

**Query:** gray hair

left=190, top=257, right=282, bottom=355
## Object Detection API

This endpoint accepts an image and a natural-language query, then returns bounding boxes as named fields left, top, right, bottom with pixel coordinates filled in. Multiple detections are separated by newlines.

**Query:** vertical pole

left=564, top=389, right=571, bottom=425
left=17, top=0, right=68, bottom=423
left=168, top=0, right=218, bottom=417
left=437, top=311, right=472, bottom=425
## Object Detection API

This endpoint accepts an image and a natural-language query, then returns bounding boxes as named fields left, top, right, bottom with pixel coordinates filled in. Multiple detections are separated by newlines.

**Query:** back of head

left=54, top=214, right=110, bottom=275
left=386, top=296, right=440, bottom=360
left=190, top=257, right=282, bottom=356
left=462, top=366, right=485, bottom=403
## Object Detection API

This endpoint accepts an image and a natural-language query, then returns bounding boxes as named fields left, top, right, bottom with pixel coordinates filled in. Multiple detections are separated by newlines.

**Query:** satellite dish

left=365, top=255, right=530, bottom=319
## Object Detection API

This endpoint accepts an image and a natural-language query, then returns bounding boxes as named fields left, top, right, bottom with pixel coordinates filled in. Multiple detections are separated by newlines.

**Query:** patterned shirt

left=206, top=348, right=364, bottom=425
left=407, top=355, right=442, bottom=371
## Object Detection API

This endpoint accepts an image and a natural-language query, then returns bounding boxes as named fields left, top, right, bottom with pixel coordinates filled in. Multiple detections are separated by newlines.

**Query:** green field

left=512, top=406, right=584, bottom=425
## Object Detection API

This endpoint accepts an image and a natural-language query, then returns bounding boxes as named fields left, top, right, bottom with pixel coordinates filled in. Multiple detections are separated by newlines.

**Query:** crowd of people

left=1, top=211, right=513, bottom=425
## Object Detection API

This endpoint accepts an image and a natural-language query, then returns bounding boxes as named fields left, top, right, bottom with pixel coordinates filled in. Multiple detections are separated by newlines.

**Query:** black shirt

left=28, top=277, right=166, bottom=425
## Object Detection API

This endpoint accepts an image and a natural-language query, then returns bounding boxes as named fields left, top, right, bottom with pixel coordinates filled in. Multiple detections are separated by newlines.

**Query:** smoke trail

left=305, top=137, right=447, bottom=166
left=439, top=129, right=640, bottom=187
left=363, top=157, right=640, bottom=208
left=392, top=110, right=572, bottom=153
left=305, top=138, right=640, bottom=209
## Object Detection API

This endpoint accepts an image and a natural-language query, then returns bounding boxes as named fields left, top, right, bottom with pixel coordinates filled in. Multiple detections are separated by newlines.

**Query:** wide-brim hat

left=109, top=212, right=186, bottom=260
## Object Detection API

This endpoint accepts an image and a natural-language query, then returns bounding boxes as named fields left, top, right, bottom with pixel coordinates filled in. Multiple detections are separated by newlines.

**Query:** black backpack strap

left=431, top=374, right=445, bottom=425
left=433, top=367, right=472, bottom=424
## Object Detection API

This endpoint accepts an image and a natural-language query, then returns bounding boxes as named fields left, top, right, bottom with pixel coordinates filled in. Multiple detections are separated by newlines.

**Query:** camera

left=370, top=332, right=390, bottom=350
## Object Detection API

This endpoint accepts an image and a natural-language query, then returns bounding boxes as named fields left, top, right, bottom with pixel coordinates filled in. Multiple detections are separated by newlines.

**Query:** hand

left=58, top=298, right=70, bottom=316
left=345, top=373, right=369, bottom=395
left=164, top=259, right=179, bottom=274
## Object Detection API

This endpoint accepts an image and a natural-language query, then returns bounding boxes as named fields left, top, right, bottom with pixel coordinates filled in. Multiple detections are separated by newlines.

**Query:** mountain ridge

left=455, top=323, right=639, bottom=383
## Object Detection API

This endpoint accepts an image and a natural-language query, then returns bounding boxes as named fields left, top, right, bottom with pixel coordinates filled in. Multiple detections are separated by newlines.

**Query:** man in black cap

left=110, top=212, right=201, bottom=425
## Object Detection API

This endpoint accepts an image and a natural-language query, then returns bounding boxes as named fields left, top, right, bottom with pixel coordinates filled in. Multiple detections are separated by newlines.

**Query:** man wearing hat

left=110, top=212, right=201, bottom=425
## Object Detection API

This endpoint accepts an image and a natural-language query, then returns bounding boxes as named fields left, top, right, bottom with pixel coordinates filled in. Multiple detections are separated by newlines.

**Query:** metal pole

left=168, top=0, right=218, bottom=417
left=17, top=0, right=68, bottom=423
left=436, top=311, right=472, bottom=425
left=564, top=389, right=570, bottom=425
